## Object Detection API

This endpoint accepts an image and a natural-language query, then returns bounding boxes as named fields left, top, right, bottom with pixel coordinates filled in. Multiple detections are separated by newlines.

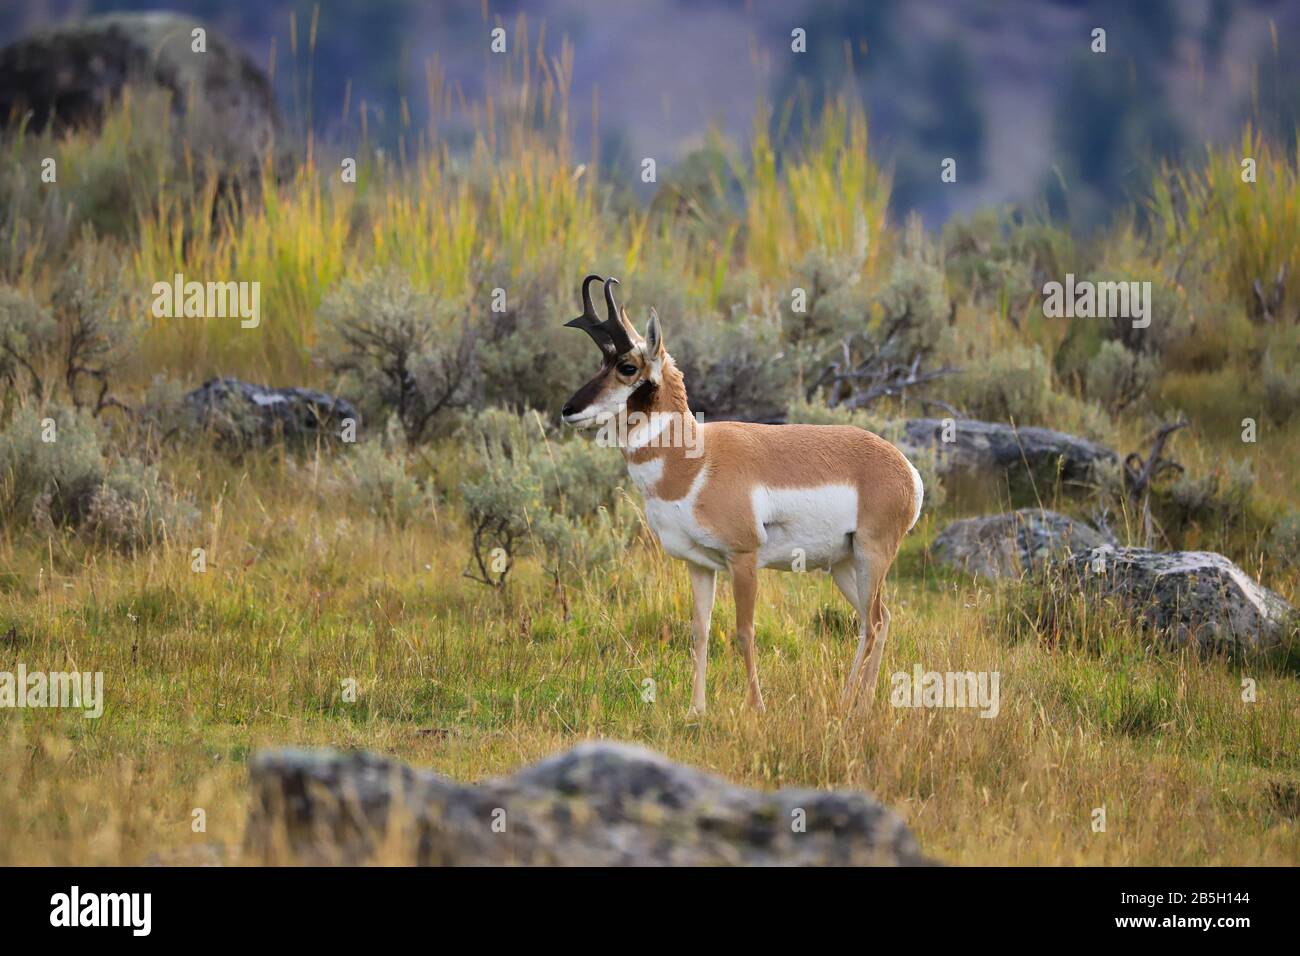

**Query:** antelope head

left=561, top=274, right=665, bottom=428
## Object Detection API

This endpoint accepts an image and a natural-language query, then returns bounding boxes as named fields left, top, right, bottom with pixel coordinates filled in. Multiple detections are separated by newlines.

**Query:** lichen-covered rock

left=183, top=377, right=357, bottom=447
left=245, top=741, right=934, bottom=866
left=899, top=418, right=1116, bottom=486
left=1066, top=546, right=1296, bottom=651
left=932, top=509, right=1106, bottom=579
left=0, top=13, right=278, bottom=171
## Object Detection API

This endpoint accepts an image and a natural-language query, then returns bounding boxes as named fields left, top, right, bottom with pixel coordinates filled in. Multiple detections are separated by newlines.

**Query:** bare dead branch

left=1123, top=418, right=1189, bottom=502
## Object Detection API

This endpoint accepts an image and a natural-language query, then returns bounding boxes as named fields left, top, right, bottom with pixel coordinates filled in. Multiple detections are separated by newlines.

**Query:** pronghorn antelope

left=562, top=276, right=923, bottom=715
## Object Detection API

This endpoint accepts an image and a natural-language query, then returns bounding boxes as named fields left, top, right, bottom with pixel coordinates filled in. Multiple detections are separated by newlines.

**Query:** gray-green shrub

left=1086, top=339, right=1157, bottom=415
left=459, top=408, right=635, bottom=588
left=317, top=270, right=475, bottom=444
left=948, top=343, right=1054, bottom=423
left=0, top=404, right=194, bottom=549
left=0, top=286, right=56, bottom=401
left=1266, top=508, right=1300, bottom=569
left=335, top=421, right=428, bottom=527
left=1169, top=459, right=1255, bottom=525
left=0, top=246, right=130, bottom=414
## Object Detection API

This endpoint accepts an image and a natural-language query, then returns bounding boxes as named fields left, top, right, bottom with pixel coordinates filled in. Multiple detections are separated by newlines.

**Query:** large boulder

left=183, top=377, right=357, bottom=447
left=244, top=741, right=933, bottom=866
left=932, top=509, right=1107, bottom=579
left=1066, top=546, right=1296, bottom=652
left=0, top=13, right=278, bottom=170
left=899, top=418, right=1116, bottom=486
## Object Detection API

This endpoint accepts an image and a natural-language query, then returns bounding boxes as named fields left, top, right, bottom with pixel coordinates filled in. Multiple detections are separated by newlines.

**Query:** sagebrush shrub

left=317, top=270, right=475, bottom=444
left=1261, top=351, right=1300, bottom=425
left=1086, top=339, right=1156, bottom=415
left=336, top=426, right=428, bottom=527
left=1266, top=509, right=1300, bottom=569
left=0, top=245, right=130, bottom=413
left=82, top=458, right=198, bottom=550
left=459, top=410, right=544, bottom=587
left=0, top=404, right=194, bottom=549
left=943, top=209, right=1076, bottom=318
left=785, top=394, right=887, bottom=431
left=459, top=408, right=635, bottom=587
left=135, top=374, right=191, bottom=440
left=674, top=315, right=796, bottom=421
left=783, top=243, right=952, bottom=415
left=0, top=405, right=104, bottom=525
left=874, top=246, right=951, bottom=357
left=0, top=286, right=57, bottom=400
left=779, top=249, right=870, bottom=346
left=1168, top=458, right=1256, bottom=529
left=472, top=264, right=592, bottom=415
left=948, top=343, right=1054, bottom=424
left=50, top=250, right=132, bottom=414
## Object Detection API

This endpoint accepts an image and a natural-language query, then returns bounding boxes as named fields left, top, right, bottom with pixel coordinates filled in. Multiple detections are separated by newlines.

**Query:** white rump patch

left=907, top=460, right=924, bottom=530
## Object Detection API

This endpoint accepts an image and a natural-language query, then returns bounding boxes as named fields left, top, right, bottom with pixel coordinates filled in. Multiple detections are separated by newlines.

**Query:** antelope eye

left=617, top=363, right=638, bottom=376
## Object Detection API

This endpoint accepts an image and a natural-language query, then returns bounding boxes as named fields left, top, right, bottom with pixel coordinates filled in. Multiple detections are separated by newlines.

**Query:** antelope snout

left=561, top=402, right=595, bottom=427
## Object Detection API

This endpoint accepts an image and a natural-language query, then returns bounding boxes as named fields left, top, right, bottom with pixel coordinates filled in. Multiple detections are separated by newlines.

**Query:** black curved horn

left=564, top=274, right=615, bottom=355
left=601, top=278, right=635, bottom=355
left=603, top=277, right=620, bottom=322
left=580, top=273, right=600, bottom=321
left=563, top=274, right=635, bottom=357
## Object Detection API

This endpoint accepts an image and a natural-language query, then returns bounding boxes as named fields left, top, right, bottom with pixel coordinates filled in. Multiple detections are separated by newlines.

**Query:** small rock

left=1067, top=546, right=1296, bottom=652
left=932, top=509, right=1106, bottom=579
left=900, top=418, right=1116, bottom=486
left=183, top=377, right=357, bottom=447
left=244, top=741, right=934, bottom=866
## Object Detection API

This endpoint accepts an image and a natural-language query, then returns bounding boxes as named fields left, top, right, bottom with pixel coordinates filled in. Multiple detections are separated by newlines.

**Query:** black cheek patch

left=625, top=378, right=657, bottom=417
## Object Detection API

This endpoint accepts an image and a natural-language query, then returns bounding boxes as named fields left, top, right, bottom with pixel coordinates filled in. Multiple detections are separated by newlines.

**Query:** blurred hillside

left=2, top=0, right=1296, bottom=226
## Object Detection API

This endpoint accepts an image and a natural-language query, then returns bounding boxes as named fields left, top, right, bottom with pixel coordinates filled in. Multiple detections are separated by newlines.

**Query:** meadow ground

left=0, top=437, right=1296, bottom=866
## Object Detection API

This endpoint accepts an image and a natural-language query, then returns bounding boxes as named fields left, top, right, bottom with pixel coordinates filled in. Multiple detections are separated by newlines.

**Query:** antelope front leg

left=731, top=552, right=765, bottom=713
left=687, top=564, right=716, bottom=716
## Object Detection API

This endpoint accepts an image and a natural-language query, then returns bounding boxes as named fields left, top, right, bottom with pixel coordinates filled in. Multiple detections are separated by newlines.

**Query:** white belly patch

left=632, top=466, right=858, bottom=574
left=752, top=484, right=857, bottom=570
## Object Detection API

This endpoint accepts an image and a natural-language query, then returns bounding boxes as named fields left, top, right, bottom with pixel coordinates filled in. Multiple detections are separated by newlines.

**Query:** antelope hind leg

left=731, top=552, right=765, bottom=713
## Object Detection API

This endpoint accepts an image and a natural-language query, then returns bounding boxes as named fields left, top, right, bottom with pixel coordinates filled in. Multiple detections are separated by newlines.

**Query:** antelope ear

left=645, top=308, right=665, bottom=358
